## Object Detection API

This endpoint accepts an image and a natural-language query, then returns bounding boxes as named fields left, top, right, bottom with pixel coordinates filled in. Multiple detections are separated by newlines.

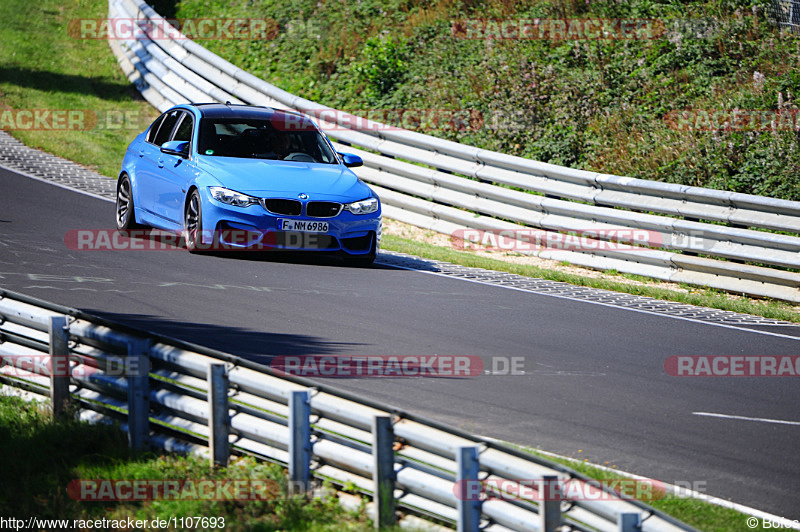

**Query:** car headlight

left=343, top=197, right=379, bottom=215
left=209, top=187, right=258, bottom=207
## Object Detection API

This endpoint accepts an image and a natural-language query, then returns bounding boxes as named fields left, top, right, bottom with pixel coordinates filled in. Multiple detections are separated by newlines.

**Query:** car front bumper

left=198, top=188, right=381, bottom=255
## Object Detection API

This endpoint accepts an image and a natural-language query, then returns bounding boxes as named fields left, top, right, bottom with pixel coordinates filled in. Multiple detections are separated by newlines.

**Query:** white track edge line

left=0, top=161, right=115, bottom=203
left=383, top=263, right=800, bottom=341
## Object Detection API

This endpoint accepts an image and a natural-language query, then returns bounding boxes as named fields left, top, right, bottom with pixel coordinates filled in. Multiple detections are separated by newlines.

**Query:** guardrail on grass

left=0, top=288, right=695, bottom=531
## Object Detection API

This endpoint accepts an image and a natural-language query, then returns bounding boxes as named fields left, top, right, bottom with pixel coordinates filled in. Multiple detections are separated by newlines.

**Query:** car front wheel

left=184, top=190, right=206, bottom=253
left=341, top=237, right=376, bottom=267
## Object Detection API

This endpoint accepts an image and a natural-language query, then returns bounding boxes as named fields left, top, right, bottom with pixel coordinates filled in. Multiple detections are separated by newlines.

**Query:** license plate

left=279, top=219, right=329, bottom=233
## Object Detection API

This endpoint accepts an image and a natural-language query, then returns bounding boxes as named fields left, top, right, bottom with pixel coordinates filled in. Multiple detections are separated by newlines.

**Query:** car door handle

left=138, top=149, right=144, bottom=157
left=157, top=158, right=164, bottom=168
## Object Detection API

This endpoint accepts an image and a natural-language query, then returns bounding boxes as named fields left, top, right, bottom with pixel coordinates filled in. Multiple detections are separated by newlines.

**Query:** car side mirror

left=161, top=140, right=189, bottom=157
left=338, top=152, right=363, bottom=168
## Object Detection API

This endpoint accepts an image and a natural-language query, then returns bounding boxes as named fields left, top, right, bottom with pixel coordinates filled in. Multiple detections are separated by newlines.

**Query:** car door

left=131, top=112, right=163, bottom=220
left=136, top=110, right=181, bottom=223
left=154, top=111, right=196, bottom=225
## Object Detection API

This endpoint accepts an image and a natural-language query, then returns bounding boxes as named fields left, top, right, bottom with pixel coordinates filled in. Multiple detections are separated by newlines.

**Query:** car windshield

left=197, top=117, right=338, bottom=164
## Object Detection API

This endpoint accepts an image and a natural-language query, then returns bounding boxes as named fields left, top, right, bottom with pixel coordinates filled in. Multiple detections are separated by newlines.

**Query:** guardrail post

left=127, top=338, right=151, bottom=451
left=49, top=316, right=70, bottom=418
left=456, top=446, right=481, bottom=532
left=372, top=415, right=395, bottom=529
left=208, top=363, right=229, bottom=467
left=50, top=316, right=70, bottom=418
left=539, top=475, right=562, bottom=532
left=289, top=390, right=311, bottom=494
left=618, top=512, right=642, bottom=532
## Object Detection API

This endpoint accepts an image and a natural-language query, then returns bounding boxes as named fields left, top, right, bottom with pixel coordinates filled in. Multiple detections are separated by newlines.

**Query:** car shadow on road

left=81, top=309, right=364, bottom=366
left=194, top=248, right=400, bottom=271
left=187, top=248, right=441, bottom=272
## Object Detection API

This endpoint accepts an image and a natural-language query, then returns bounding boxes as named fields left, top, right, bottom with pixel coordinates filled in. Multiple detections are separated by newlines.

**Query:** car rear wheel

left=115, top=174, right=141, bottom=232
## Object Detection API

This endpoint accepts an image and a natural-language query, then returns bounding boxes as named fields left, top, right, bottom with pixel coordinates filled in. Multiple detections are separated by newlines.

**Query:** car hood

left=196, top=157, right=372, bottom=201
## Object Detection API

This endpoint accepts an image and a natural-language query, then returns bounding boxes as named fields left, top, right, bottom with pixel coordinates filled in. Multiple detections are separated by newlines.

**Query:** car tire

left=342, top=236, right=376, bottom=267
left=184, top=189, right=208, bottom=254
left=115, top=174, right=141, bottom=232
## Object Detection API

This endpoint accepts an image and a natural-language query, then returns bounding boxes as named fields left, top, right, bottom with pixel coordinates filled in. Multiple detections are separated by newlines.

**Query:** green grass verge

left=0, top=0, right=158, bottom=178
left=0, top=394, right=372, bottom=530
left=381, top=233, right=800, bottom=322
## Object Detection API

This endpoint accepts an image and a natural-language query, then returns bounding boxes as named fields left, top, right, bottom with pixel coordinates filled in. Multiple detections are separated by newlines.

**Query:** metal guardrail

left=0, top=289, right=697, bottom=531
left=105, top=0, right=800, bottom=303
left=767, top=0, right=800, bottom=31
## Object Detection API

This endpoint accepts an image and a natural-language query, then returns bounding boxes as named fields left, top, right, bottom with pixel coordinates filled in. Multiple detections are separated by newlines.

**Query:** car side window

left=152, top=110, right=181, bottom=147
left=172, top=112, right=193, bottom=144
left=145, top=114, right=166, bottom=144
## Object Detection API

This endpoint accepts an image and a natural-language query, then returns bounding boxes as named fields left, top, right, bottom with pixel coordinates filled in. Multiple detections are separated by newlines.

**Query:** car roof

left=189, top=103, right=306, bottom=121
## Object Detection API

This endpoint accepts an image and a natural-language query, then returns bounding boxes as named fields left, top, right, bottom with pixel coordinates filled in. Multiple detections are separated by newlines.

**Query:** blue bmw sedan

left=115, top=103, right=381, bottom=265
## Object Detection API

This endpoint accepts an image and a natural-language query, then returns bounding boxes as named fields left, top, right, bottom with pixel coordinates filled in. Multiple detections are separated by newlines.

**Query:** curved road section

left=1, top=163, right=799, bottom=519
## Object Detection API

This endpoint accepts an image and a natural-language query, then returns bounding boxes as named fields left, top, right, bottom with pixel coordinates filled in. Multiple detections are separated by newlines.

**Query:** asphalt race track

left=1, top=165, right=799, bottom=519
